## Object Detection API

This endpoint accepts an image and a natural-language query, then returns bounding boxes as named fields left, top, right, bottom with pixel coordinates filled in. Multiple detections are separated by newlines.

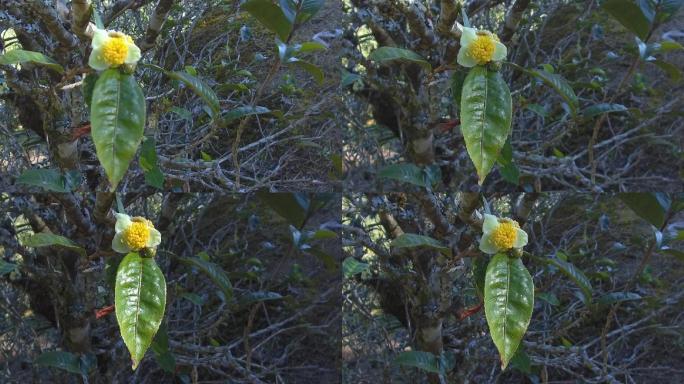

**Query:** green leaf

left=497, top=138, right=519, bottom=185
left=484, top=254, right=534, bottom=370
left=224, top=106, right=271, bottom=123
left=654, top=0, right=684, bottom=22
left=620, top=192, right=670, bottom=228
left=34, top=351, right=82, bottom=374
left=166, top=70, right=220, bottom=118
left=91, top=69, right=146, bottom=189
left=602, top=0, right=651, bottom=40
left=150, top=323, right=175, bottom=373
left=460, top=66, right=512, bottom=184
left=537, top=292, right=560, bottom=306
left=652, top=59, right=682, bottom=81
left=450, top=69, right=468, bottom=106
left=16, top=169, right=70, bottom=192
left=581, top=103, right=628, bottom=119
left=115, top=252, right=167, bottom=370
left=83, top=73, right=99, bottom=108
left=472, top=256, right=488, bottom=300
left=597, top=292, right=642, bottom=306
left=0, top=49, right=64, bottom=73
left=242, top=0, right=293, bottom=41
left=394, top=350, right=441, bottom=374
left=289, top=59, right=324, bottom=84
left=24, top=233, right=86, bottom=257
left=377, top=163, right=432, bottom=188
left=509, top=348, right=532, bottom=374
left=297, top=0, right=325, bottom=22
left=390, top=233, right=451, bottom=256
left=544, top=256, right=592, bottom=304
left=369, top=47, right=432, bottom=71
left=0, top=260, right=17, bottom=276
left=343, top=257, right=369, bottom=278
left=180, top=255, right=233, bottom=301
left=257, top=192, right=310, bottom=228
left=139, top=137, right=164, bottom=189
left=238, top=291, right=283, bottom=306
left=526, top=68, right=578, bottom=115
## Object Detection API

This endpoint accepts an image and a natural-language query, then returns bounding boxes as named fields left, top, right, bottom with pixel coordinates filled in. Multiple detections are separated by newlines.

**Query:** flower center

left=122, top=221, right=150, bottom=251
left=469, top=33, right=496, bottom=64
left=101, top=36, right=128, bottom=66
left=491, top=221, right=517, bottom=250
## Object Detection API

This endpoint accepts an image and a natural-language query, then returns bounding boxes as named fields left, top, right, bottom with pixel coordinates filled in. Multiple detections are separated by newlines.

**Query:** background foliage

left=0, top=0, right=342, bottom=193
left=342, top=0, right=683, bottom=192
left=341, top=192, right=683, bottom=383
left=0, top=192, right=341, bottom=382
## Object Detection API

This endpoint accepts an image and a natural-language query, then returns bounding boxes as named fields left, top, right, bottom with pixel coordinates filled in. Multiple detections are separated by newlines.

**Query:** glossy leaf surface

left=484, top=253, right=534, bottom=369
left=115, top=253, right=167, bottom=369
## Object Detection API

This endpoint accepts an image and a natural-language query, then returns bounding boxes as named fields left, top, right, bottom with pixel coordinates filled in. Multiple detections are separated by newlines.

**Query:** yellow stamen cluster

left=469, top=33, right=496, bottom=64
left=491, top=221, right=518, bottom=250
left=101, top=35, right=129, bottom=66
left=122, top=221, right=150, bottom=250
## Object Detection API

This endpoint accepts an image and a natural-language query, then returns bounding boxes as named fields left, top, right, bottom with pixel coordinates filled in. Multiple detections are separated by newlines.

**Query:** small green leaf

left=537, top=292, right=560, bottom=306
left=597, top=292, right=642, bottom=306
left=581, top=103, right=628, bottom=119
left=391, top=233, right=451, bottom=256
left=343, top=257, right=369, bottom=278
left=91, top=69, right=146, bottom=189
left=544, top=256, right=592, bottom=304
left=224, top=106, right=271, bottom=123
left=0, top=49, right=64, bottom=73
left=0, top=260, right=17, bottom=276
left=115, top=252, right=167, bottom=370
left=652, top=59, right=682, bottom=81
left=460, top=66, right=512, bottom=184
left=34, top=351, right=82, bottom=374
left=242, top=0, right=293, bottom=41
left=484, top=253, right=534, bottom=370
left=83, top=73, right=99, bottom=108
left=620, top=192, right=670, bottom=228
left=377, top=163, right=430, bottom=188
left=238, top=291, right=283, bottom=306
left=602, top=0, right=651, bottom=40
left=166, top=70, right=220, bottom=118
left=140, top=137, right=164, bottom=189
left=24, top=233, right=86, bottom=257
left=151, top=323, right=176, bottom=373
left=180, top=255, right=233, bottom=301
left=369, top=47, right=432, bottom=71
left=289, top=59, right=324, bottom=84
left=16, top=169, right=70, bottom=192
left=257, top=192, right=310, bottom=228
left=450, top=69, right=468, bottom=105
left=394, top=350, right=441, bottom=374
left=527, top=68, right=578, bottom=115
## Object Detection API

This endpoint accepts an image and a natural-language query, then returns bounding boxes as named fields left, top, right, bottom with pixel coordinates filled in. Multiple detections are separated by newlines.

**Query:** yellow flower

left=88, top=27, right=141, bottom=71
left=112, top=213, right=161, bottom=253
left=479, top=214, right=527, bottom=254
left=457, top=27, right=507, bottom=67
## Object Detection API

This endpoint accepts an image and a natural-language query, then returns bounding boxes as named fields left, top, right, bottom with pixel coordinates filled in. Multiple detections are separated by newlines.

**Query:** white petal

left=460, top=26, right=477, bottom=47
left=479, top=234, right=499, bottom=254
left=112, top=232, right=131, bottom=253
left=91, top=27, right=108, bottom=50
left=457, top=47, right=477, bottom=67
left=482, top=214, right=499, bottom=235
left=492, top=40, right=507, bottom=61
left=513, top=227, right=528, bottom=249
left=88, top=51, right=110, bottom=71
left=125, top=41, right=141, bottom=65
left=147, top=227, right=162, bottom=248
left=114, top=213, right=132, bottom=233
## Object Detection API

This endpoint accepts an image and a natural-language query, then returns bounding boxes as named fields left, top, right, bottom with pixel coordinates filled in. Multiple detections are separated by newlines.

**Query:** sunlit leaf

left=391, top=233, right=451, bottom=256
left=369, top=47, right=432, bottom=71
left=0, top=49, right=64, bottom=73
left=484, top=254, right=534, bottom=369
